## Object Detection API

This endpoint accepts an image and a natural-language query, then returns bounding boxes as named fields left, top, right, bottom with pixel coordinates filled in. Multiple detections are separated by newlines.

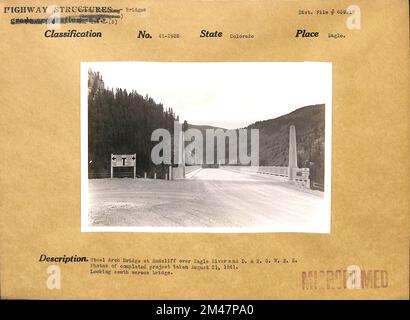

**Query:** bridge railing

left=257, top=166, right=289, bottom=177
left=170, top=165, right=202, bottom=180
left=221, top=165, right=311, bottom=189
left=185, top=165, right=202, bottom=174
left=221, top=165, right=289, bottom=178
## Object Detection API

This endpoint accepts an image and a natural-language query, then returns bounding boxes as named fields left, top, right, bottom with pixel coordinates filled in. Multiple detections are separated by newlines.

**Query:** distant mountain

left=188, top=124, right=226, bottom=132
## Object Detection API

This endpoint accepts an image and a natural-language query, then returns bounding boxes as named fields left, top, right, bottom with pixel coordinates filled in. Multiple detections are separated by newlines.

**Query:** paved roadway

left=88, top=168, right=327, bottom=231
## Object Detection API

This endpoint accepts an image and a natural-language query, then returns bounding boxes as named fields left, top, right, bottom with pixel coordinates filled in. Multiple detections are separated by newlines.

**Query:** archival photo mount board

left=0, top=0, right=408, bottom=300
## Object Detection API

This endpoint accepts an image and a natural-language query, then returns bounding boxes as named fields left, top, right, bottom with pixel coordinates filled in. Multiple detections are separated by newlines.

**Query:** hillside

left=187, top=104, right=325, bottom=185
left=247, top=104, right=325, bottom=184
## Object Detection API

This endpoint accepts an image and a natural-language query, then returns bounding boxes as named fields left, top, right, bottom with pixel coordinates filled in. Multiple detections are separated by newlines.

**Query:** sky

left=85, top=62, right=331, bottom=129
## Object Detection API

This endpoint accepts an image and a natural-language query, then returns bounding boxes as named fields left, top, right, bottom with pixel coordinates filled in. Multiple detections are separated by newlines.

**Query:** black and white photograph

left=81, top=62, right=332, bottom=233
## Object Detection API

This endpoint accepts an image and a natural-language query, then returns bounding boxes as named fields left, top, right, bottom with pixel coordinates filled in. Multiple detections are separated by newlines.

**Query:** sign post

left=110, top=153, right=136, bottom=179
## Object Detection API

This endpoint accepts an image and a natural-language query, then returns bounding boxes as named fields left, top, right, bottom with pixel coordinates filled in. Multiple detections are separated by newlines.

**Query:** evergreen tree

left=88, top=70, right=177, bottom=178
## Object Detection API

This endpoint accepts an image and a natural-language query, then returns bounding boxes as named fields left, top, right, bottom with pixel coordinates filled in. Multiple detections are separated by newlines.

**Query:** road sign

left=111, top=153, right=136, bottom=178
left=111, top=154, right=136, bottom=167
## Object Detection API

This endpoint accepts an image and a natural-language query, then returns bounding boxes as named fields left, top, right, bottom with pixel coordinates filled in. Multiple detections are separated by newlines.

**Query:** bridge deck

left=88, top=168, right=327, bottom=232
